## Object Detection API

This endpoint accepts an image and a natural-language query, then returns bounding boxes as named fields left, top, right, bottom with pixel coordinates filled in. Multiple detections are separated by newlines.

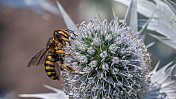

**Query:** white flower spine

left=62, top=16, right=151, bottom=99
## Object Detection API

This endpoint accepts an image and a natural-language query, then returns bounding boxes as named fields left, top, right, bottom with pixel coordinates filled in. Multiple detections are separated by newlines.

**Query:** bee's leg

left=61, top=63, right=80, bottom=74
left=59, top=57, right=76, bottom=73
left=61, top=37, right=71, bottom=46
left=65, top=29, right=78, bottom=37
left=60, top=57, right=84, bottom=74
left=71, top=37, right=77, bottom=40
left=56, top=50, right=76, bottom=56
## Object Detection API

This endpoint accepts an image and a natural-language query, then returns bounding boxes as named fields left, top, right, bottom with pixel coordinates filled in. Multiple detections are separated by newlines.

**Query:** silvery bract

left=144, top=62, right=176, bottom=99
left=19, top=85, right=69, bottom=99
left=114, top=0, right=176, bottom=50
left=19, top=62, right=176, bottom=99
left=62, top=16, right=151, bottom=99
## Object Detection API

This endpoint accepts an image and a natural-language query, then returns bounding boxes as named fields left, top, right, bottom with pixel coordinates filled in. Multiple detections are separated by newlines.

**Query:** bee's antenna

left=65, top=29, right=78, bottom=37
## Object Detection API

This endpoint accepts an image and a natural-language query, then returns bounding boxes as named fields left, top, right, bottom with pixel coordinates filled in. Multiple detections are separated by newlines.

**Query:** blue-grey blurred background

left=0, top=0, right=82, bottom=99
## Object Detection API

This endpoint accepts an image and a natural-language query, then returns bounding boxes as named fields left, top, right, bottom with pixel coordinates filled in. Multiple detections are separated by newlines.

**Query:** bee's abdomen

left=44, top=55, right=58, bottom=80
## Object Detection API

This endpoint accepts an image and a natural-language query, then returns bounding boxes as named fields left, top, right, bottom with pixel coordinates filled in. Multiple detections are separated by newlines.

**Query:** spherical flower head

left=62, top=16, right=151, bottom=99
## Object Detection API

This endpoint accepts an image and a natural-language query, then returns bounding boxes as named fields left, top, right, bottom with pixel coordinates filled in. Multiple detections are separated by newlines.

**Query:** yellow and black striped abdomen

left=44, top=55, right=58, bottom=80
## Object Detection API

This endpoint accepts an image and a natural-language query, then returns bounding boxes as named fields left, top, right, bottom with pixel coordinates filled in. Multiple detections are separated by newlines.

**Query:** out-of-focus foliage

left=19, top=85, right=69, bottom=99
left=124, top=0, right=138, bottom=32
left=144, top=61, right=176, bottom=99
left=114, top=0, right=176, bottom=50
left=122, top=0, right=152, bottom=41
left=56, top=1, right=80, bottom=36
left=0, top=0, right=60, bottom=19
left=79, top=0, right=114, bottom=21
left=163, top=0, right=176, bottom=15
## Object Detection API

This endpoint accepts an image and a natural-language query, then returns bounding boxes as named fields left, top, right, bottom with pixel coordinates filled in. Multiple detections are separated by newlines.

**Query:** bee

left=28, top=29, right=80, bottom=80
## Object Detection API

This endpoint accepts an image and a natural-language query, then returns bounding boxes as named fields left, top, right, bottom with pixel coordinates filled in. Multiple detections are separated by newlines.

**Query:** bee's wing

left=36, top=47, right=50, bottom=66
left=27, top=48, right=50, bottom=67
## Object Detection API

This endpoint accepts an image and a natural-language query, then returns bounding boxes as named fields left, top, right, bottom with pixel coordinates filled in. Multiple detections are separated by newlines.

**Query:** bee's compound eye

left=56, top=34, right=60, bottom=39
left=54, top=31, right=59, bottom=38
left=54, top=31, right=58, bottom=36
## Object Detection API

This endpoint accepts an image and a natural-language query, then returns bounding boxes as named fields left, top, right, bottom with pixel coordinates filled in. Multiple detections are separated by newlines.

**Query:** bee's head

left=53, top=30, right=70, bottom=40
left=53, top=29, right=77, bottom=40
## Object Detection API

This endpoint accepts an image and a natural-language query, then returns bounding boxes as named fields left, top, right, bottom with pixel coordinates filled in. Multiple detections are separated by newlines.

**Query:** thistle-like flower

left=62, top=16, right=151, bottom=99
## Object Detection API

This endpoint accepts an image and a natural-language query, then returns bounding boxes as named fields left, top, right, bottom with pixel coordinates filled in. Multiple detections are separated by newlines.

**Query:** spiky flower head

left=62, top=16, right=151, bottom=99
